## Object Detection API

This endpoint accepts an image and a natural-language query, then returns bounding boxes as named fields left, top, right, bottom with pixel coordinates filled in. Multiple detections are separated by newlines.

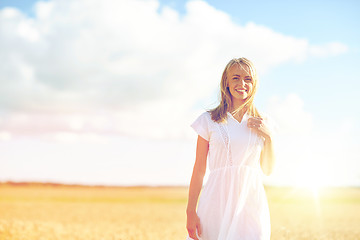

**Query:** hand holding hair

left=247, top=117, right=272, bottom=140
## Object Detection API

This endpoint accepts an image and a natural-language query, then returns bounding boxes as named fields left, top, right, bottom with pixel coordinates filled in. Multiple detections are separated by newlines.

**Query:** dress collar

left=227, top=111, right=249, bottom=124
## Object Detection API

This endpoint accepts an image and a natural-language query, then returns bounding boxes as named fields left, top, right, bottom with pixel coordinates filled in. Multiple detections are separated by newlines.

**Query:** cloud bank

left=263, top=94, right=359, bottom=187
left=0, top=0, right=348, bottom=140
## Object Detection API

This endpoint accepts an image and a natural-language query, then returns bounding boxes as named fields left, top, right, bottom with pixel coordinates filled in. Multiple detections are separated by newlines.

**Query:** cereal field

left=0, top=183, right=359, bottom=240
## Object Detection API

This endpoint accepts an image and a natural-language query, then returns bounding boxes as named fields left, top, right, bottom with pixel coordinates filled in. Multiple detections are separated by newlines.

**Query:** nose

left=237, top=78, right=246, bottom=86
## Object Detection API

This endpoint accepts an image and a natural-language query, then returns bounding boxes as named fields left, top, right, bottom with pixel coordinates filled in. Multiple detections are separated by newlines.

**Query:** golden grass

left=0, top=183, right=359, bottom=240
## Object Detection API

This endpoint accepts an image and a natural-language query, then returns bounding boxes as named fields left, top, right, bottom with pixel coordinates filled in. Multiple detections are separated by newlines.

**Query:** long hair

left=208, top=57, right=261, bottom=123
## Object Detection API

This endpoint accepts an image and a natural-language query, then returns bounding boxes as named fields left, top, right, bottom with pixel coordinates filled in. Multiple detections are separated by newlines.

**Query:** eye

left=245, top=78, right=252, bottom=82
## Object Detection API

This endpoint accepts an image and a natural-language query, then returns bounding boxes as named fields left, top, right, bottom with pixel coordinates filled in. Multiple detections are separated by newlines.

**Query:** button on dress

left=187, top=111, right=271, bottom=240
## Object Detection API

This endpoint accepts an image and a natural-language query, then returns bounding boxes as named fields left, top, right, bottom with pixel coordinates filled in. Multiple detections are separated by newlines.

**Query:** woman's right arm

left=186, top=135, right=209, bottom=240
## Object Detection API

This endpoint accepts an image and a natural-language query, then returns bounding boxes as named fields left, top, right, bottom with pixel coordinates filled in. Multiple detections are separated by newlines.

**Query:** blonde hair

left=208, top=57, right=261, bottom=123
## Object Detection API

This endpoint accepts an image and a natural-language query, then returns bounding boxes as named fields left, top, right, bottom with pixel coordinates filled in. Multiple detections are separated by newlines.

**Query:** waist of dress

left=209, top=164, right=261, bottom=174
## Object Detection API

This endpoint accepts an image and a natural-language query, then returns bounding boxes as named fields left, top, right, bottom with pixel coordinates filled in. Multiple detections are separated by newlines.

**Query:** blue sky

left=0, top=0, right=359, bottom=187
left=3, top=0, right=359, bottom=43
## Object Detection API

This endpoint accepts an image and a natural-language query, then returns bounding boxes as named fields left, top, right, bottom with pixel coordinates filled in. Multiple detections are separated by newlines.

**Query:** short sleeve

left=190, top=112, right=210, bottom=141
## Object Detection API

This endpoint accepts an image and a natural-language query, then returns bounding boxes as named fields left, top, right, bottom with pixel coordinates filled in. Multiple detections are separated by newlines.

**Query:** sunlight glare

left=294, top=159, right=335, bottom=189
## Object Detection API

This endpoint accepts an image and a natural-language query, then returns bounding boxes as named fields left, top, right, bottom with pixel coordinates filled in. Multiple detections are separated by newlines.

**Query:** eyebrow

left=232, top=74, right=252, bottom=78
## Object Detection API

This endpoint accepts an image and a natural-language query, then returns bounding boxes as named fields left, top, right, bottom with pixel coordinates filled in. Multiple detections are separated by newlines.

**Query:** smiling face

left=227, top=63, right=254, bottom=106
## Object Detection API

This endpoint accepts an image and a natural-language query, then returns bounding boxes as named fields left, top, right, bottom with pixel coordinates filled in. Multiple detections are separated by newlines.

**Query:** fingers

left=247, top=121, right=259, bottom=129
left=196, top=222, right=202, bottom=236
left=187, top=224, right=201, bottom=240
left=247, top=117, right=264, bottom=129
left=187, top=212, right=201, bottom=239
left=248, top=117, right=263, bottom=124
left=188, top=229, right=199, bottom=240
left=187, top=226, right=199, bottom=240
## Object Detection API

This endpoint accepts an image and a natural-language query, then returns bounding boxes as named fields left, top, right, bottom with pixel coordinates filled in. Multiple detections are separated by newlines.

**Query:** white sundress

left=187, top=111, right=271, bottom=240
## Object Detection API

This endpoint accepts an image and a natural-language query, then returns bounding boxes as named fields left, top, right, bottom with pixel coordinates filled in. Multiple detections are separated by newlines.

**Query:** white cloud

left=309, top=42, right=349, bottom=57
left=0, top=131, right=12, bottom=141
left=266, top=93, right=313, bottom=135
left=0, top=0, right=348, bottom=140
left=263, top=93, right=360, bottom=187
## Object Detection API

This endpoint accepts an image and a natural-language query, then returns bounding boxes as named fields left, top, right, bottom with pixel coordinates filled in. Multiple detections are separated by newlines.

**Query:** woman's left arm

left=259, top=136, right=275, bottom=176
left=247, top=117, right=276, bottom=176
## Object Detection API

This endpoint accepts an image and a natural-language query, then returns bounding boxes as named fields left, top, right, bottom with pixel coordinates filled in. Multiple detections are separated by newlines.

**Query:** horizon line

left=1, top=180, right=359, bottom=189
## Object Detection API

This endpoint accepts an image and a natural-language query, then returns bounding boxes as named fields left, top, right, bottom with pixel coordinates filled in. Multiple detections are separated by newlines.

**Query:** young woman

left=186, top=58, right=276, bottom=240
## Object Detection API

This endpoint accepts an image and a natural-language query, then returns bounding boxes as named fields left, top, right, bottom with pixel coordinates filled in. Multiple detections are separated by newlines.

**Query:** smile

left=235, top=89, right=247, bottom=93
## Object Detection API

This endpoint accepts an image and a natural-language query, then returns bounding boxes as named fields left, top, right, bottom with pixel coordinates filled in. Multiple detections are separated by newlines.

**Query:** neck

left=230, top=99, right=246, bottom=111
left=231, top=98, right=245, bottom=109
left=229, top=105, right=247, bottom=117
